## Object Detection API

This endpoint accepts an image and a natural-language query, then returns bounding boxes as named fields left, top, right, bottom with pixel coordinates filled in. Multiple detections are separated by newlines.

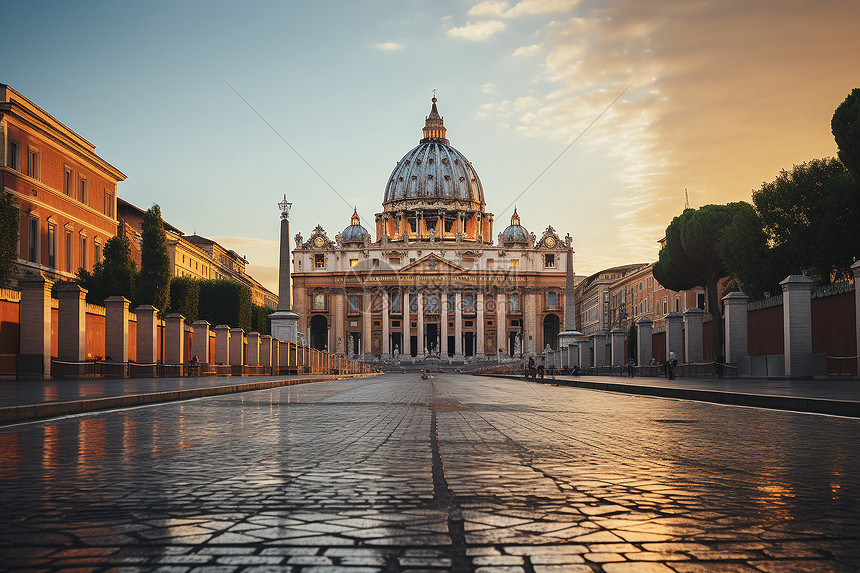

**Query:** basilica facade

left=290, top=99, right=572, bottom=360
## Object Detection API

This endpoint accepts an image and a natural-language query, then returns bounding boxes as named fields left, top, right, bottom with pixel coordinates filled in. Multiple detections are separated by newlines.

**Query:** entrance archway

left=310, top=315, right=328, bottom=351
left=543, top=314, right=559, bottom=350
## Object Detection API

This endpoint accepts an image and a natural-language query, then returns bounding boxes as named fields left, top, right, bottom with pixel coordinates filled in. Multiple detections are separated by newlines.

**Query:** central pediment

left=398, top=253, right=465, bottom=274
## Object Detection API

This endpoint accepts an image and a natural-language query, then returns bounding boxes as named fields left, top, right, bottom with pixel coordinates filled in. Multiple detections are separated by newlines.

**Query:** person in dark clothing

left=627, top=357, right=635, bottom=377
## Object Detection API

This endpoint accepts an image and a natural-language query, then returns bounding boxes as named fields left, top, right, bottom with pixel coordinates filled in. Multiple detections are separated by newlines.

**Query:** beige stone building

left=290, top=99, right=571, bottom=360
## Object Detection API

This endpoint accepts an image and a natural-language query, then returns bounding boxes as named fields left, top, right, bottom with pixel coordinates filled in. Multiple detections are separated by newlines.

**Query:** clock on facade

left=544, top=236, right=556, bottom=249
left=313, top=236, right=325, bottom=248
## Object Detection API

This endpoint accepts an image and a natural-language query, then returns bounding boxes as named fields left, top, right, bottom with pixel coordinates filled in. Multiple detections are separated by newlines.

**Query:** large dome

left=383, top=98, right=484, bottom=206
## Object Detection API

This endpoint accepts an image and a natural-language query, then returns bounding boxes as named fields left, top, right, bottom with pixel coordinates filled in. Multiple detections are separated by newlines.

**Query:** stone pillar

left=440, top=291, right=449, bottom=357
left=230, top=328, right=244, bottom=368
left=592, top=332, right=607, bottom=367
left=136, top=305, right=160, bottom=365
left=260, top=334, right=272, bottom=369
left=417, top=291, right=425, bottom=355
left=56, top=282, right=86, bottom=362
left=683, top=307, right=705, bottom=363
left=635, top=317, right=653, bottom=366
left=164, top=313, right=185, bottom=365
left=454, top=291, right=464, bottom=358
left=525, top=292, right=538, bottom=354
left=579, top=338, right=593, bottom=369
left=853, top=261, right=860, bottom=369
left=334, top=293, right=344, bottom=355
left=403, top=293, right=411, bottom=358
left=247, top=332, right=260, bottom=366
left=191, top=320, right=210, bottom=365
left=496, top=292, right=506, bottom=357
left=781, top=275, right=814, bottom=378
left=476, top=291, right=485, bottom=356
left=568, top=343, right=579, bottom=367
left=665, top=312, right=684, bottom=362
left=723, top=291, right=749, bottom=364
left=19, top=273, right=53, bottom=378
left=279, top=341, right=289, bottom=371
left=382, top=292, right=390, bottom=357
left=214, top=325, right=231, bottom=365
left=610, top=328, right=625, bottom=366
left=104, top=296, right=130, bottom=365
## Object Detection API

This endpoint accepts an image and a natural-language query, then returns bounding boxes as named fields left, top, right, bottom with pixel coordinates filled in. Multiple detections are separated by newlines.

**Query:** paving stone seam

left=0, top=373, right=382, bottom=425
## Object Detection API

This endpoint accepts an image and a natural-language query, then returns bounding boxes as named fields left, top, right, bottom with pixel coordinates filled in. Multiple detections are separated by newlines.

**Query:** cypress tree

left=137, top=204, right=171, bottom=311
left=0, top=194, right=19, bottom=287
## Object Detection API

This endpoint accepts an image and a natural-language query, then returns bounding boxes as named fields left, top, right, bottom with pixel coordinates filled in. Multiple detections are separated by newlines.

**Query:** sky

left=4, top=0, right=859, bottom=291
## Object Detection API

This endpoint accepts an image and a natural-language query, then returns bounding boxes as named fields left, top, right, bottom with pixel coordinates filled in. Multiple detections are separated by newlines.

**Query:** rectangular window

left=64, top=169, right=73, bottom=196
left=464, top=293, right=475, bottom=312
left=509, top=292, right=520, bottom=312
left=426, top=293, right=437, bottom=312
left=95, top=243, right=101, bottom=264
left=697, top=292, right=706, bottom=310
left=348, top=294, right=360, bottom=313
left=390, top=291, right=402, bottom=313
left=544, top=254, right=555, bottom=268
left=447, top=293, right=455, bottom=314
left=80, top=236, right=87, bottom=271
left=547, top=291, right=558, bottom=308
left=65, top=231, right=73, bottom=272
left=349, top=259, right=358, bottom=267
left=28, top=217, right=38, bottom=263
left=389, top=257, right=401, bottom=266
left=409, top=293, right=418, bottom=313
left=27, top=148, right=40, bottom=180
left=7, top=140, right=20, bottom=170
left=79, top=178, right=88, bottom=204
left=487, top=258, right=494, bottom=268
left=313, top=292, right=325, bottom=310
left=510, top=259, right=519, bottom=268
left=314, top=253, right=325, bottom=268
left=104, top=192, right=113, bottom=216
left=48, top=224, right=56, bottom=268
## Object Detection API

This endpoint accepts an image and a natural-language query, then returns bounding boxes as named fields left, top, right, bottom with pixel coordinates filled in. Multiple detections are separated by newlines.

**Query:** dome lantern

left=421, top=97, right=448, bottom=144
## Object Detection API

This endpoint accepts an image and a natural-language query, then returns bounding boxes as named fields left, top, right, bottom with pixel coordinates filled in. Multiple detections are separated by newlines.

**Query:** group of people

left=627, top=353, right=679, bottom=379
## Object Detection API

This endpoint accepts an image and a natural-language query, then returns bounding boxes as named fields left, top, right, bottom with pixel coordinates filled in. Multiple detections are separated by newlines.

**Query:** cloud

left=512, top=43, right=542, bottom=56
left=447, top=20, right=506, bottom=41
left=474, top=0, right=860, bottom=270
left=482, top=82, right=497, bottom=94
left=467, top=0, right=578, bottom=19
left=374, top=41, right=405, bottom=51
left=468, top=1, right=510, bottom=18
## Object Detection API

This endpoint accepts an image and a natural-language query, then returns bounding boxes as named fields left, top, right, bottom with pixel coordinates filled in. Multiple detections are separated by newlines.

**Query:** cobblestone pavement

left=1, top=373, right=858, bottom=572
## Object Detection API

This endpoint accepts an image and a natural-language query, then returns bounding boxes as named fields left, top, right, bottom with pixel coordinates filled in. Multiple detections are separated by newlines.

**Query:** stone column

left=476, top=291, right=485, bottom=357
left=417, top=291, right=425, bottom=355
left=723, top=291, right=749, bottom=364
left=247, top=332, right=260, bottom=366
left=334, top=293, right=344, bottom=355
left=382, top=291, right=390, bottom=357
left=214, top=325, right=231, bottom=365
left=164, top=313, right=185, bottom=365
left=781, top=275, right=814, bottom=378
left=191, top=320, right=210, bottom=365
left=260, top=334, right=272, bottom=369
left=361, top=292, right=371, bottom=357
left=683, top=307, right=705, bottom=363
left=496, top=292, right=506, bottom=358
left=104, top=296, right=130, bottom=365
left=592, top=332, right=607, bottom=367
left=440, top=291, right=449, bottom=357
left=610, top=328, right=625, bottom=366
left=230, top=328, right=244, bottom=369
left=136, top=306, right=160, bottom=365
left=853, top=261, right=860, bottom=369
left=454, top=291, right=464, bottom=358
left=19, top=273, right=53, bottom=378
left=665, top=312, right=684, bottom=362
left=403, top=292, right=411, bottom=358
left=635, top=317, right=653, bottom=366
left=525, top=292, right=538, bottom=354
left=579, top=338, right=593, bottom=369
left=56, top=282, right=86, bottom=362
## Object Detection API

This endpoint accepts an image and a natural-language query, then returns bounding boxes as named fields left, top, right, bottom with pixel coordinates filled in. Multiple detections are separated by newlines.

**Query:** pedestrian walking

left=627, top=357, right=635, bottom=377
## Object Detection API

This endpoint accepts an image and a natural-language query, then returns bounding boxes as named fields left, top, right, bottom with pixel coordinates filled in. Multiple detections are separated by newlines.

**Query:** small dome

left=341, top=209, right=369, bottom=243
left=501, top=208, right=530, bottom=244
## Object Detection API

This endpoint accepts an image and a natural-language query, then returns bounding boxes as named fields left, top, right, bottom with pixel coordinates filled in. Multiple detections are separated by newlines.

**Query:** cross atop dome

left=421, top=96, right=448, bottom=144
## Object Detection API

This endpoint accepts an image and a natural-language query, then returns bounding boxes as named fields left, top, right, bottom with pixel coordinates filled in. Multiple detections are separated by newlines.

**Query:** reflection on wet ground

left=0, top=374, right=858, bottom=572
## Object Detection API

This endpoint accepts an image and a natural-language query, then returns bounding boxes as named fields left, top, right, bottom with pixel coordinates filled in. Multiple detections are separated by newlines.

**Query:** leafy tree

left=198, top=279, right=252, bottom=331
left=251, top=304, right=274, bottom=335
left=752, top=158, right=859, bottom=284
left=137, top=204, right=171, bottom=311
left=832, top=88, right=860, bottom=177
left=0, top=194, right=19, bottom=287
left=715, top=202, right=779, bottom=300
left=625, top=321, right=636, bottom=362
left=76, top=235, right=138, bottom=304
left=653, top=204, right=749, bottom=359
left=168, top=276, right=200, bottom=322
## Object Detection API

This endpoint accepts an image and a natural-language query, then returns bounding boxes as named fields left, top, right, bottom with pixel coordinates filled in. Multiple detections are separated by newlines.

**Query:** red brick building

left=1, top=84, right=125, bottom=284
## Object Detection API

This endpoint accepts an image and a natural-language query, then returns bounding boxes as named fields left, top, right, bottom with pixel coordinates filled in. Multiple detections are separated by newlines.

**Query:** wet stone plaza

left=1, top=374, right=858, bottom=572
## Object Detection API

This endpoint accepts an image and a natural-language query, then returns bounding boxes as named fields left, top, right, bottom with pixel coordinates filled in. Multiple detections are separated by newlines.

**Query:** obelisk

left=269, top=194, right=300, bottom=343
left=557, top=235, right=581, bottom=348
